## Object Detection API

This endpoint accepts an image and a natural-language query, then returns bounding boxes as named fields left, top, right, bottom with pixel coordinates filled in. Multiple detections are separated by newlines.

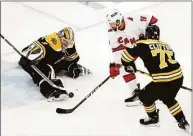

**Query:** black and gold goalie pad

left=21, top=32, right=79, bottom=65
left=121, top=39, right=183, bottom=83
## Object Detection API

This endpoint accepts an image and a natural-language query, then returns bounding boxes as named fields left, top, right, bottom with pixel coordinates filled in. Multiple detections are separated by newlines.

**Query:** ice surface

left=1, top=2, right=191, bottom=136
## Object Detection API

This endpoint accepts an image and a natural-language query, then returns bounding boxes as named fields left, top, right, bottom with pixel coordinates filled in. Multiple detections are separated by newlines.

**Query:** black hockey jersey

left=121, top=39, right=183, bottom=82
left=21, top=32, right=79, bottom=66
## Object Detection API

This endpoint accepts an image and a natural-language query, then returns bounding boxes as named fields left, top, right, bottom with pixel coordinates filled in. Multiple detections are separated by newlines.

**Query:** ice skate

left=140, top=109, right=160, bottom=127
left=178, top=118, right=191, bottom=133
left=125, top=84, right=142, bottom=107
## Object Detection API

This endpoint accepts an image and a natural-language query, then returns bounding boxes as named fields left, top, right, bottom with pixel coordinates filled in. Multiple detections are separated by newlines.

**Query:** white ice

left=1, top=2, right=191, bottom=136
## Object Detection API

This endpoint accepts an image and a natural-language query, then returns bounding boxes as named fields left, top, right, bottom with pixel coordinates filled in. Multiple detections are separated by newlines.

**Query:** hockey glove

left=121, top=60, right=137, bottom=73
left=125, top=61, right=137, bottom=73
left=109, top=63, right=120, bottom=78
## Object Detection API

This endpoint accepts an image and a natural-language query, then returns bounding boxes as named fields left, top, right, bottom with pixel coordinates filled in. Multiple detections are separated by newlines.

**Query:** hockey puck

left=69, top=92, right=74, bottom=98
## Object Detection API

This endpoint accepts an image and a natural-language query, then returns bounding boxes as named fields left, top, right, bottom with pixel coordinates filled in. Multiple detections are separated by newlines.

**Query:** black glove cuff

left=109, top=63, right=115, bottom=67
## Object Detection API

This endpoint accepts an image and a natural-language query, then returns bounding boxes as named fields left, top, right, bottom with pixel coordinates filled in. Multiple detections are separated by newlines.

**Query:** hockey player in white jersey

left=106, top=9, right=159, bottom=106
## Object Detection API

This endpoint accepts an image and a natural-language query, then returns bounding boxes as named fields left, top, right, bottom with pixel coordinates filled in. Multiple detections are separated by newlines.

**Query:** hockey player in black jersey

left=18, top=27, right=92, bottom=101
left=121, top=25, right=190, bottom=131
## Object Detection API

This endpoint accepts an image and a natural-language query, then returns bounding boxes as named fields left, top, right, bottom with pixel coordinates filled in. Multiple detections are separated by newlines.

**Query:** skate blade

left=182, top=125, right=192, bottom=134
left=140, top=122, right=160, bottom=127
left=125, top=101, right=142, bottom=107
left=47, top=94, right=68, bottom=102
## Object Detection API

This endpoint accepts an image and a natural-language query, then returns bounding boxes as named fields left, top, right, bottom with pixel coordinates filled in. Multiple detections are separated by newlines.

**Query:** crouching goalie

left=19, top=27, right=92, bottom=101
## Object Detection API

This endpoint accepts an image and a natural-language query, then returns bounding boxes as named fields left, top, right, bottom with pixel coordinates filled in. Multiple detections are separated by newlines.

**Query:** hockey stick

left=56, top=75, right=111, bottom=114
left=137, top=69, right=192, bottom=92
left=0, top=34, right=74, bottom=97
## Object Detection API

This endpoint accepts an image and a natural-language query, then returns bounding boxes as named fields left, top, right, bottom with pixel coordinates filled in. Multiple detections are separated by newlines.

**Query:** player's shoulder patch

left=45, top=32, right=62, bottom=52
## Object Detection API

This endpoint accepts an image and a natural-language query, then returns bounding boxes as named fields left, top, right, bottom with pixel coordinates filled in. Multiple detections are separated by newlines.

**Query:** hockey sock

left=166, top=100, right=185, bottom=122
left=144, top=103, right=157, bottom=118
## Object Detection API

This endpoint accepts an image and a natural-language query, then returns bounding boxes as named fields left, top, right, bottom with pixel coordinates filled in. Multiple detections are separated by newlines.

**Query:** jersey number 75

left=151, top=49, right=177, bottom=69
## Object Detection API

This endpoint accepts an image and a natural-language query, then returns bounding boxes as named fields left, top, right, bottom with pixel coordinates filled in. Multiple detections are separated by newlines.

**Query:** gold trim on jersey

left=31, top=45, right=39, bottom=53
left=33, top=41, right=46, bottom=58
left=136, top=39, right=168, bottom=45
left=152, top=67, right=183, bottom=82
left=121, top=55, right=131, bottom=63
left=63, top=52, right=79, bottom=61
left=121, top=49, right=135, bottom=63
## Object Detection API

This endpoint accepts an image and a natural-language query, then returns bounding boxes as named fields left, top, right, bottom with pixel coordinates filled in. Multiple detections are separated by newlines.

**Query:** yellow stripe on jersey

left=136, top=39, right=169, bottom=45
left=63, top=52, right=79, bottom=61
left=152, top=67, right=183, bottom=82
left=33, top=41, right=46, bottom=58
left=31, top=45, right=39, bottom=53
left=121, top=55, right=131, bottom=63
left=152, top=67, right=182, bottom=76
left=153, top=74, right=183, bottom=82
left=123, top=49, right=135, bottom=60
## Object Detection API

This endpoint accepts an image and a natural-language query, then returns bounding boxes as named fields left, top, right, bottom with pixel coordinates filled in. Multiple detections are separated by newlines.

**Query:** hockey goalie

left=18, top=27, right=92, bottom=101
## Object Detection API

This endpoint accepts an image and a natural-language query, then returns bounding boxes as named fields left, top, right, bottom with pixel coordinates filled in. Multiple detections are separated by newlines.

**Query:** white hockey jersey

left=108, top=14, right=158, bottom=64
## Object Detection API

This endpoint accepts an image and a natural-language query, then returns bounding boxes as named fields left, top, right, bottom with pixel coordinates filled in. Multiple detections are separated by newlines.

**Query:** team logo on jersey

left=51, top=38, right=57, bottom=45
left=118, top=37, right=136, bottom=48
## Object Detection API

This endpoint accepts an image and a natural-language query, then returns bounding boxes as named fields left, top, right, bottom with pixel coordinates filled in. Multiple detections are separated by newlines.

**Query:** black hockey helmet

left=145, top=25, right=160, bottom=40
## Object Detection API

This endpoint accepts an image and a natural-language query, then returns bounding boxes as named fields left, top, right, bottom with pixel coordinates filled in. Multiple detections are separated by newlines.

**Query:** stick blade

left=56, top=108, right=74, bottom=114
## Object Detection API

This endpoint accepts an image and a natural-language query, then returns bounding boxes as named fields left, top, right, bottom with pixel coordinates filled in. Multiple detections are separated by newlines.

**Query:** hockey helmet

left=145, top=25, right=160, bottom=40
left=58, top=27, right=75, bottom=49
left=106, top=9, right=124, bottom=29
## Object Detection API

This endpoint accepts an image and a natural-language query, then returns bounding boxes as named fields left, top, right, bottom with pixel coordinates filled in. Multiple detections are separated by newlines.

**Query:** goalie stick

left=0, top=34, right=75, bottom=97
left=137, top=69, right=192, bottom=92
left=56, top=75, right=111, bottom=114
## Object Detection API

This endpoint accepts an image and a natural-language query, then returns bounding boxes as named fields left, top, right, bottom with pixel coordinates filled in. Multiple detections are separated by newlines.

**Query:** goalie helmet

left=58, top=27, right=75, bottom=49
left=106, top=9, right=124, bottom=29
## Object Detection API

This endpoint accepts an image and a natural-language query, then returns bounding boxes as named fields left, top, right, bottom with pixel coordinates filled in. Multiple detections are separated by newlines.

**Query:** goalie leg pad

left=39, top=78, right=68, bottom=100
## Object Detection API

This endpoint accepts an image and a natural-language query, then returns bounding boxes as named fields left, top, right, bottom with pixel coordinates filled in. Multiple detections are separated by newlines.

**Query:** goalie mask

left=58, top=27, right=75, bottom=51
left=106, top=9, right=124, bottom=29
